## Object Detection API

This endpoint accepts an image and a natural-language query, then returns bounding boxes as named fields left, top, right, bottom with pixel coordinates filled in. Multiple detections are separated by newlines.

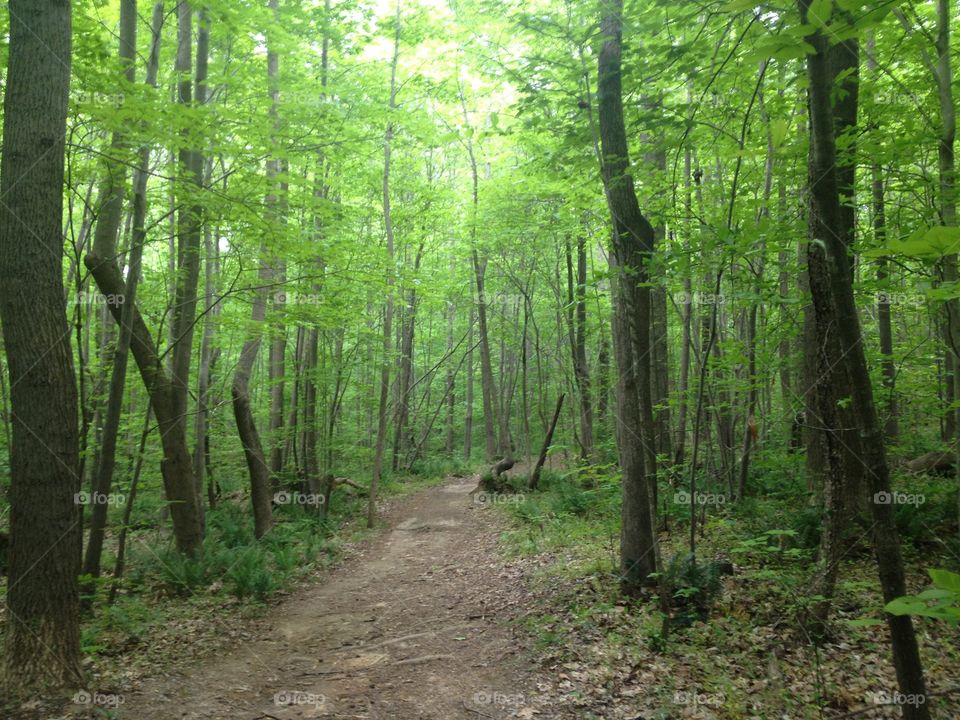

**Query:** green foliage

left=885, top=569, right=960, bottom=624
left=661, top=553, right=725, bottom=627
left=226, top=546, right=278, bottom=601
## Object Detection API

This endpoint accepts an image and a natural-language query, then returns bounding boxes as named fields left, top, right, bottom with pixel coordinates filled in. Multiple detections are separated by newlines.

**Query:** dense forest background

left=1, top=0, right=960, bottom=717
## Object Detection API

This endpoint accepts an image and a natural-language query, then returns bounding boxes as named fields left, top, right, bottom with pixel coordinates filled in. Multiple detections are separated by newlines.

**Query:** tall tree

left=0, top=0, right=82, bottom=690
left=800, top=2, right=931, bottom=714
left=86, top=1, right=204, bottom=556
left=597, top=0, right=660, bottom=595
left=368, top=0, right=401, bottom=528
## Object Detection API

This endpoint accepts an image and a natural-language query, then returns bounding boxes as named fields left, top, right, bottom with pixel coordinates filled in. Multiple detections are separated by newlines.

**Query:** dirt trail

left=119, top=476, right=536, bottom=719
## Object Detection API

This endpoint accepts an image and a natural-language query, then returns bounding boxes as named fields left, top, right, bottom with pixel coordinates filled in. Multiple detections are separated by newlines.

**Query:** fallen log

left=903, top=450, right=955, bottom=475
left=490, top=457, right=516, bottom=478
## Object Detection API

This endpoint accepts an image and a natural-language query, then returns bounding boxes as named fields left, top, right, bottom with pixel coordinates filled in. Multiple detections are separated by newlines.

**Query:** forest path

left=119, top=476, right=537, bottom=719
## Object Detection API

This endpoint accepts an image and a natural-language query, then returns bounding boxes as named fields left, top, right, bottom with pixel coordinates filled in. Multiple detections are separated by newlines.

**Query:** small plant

left=227, top=546, right=277, bottom=601
left=662, top=553, right=727, bottom=627
left=885, top=568, right=960, bottom=623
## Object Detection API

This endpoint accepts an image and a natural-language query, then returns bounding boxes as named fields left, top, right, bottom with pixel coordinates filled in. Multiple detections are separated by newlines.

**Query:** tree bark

left=232, top=0, right=286, bottom=540
left=368, top=0, right=401, bottom=528
left=597, top=0, right=660, bottom=594
left=84, top=2, right=203, bottom=556
left=529, top=394, right=565, bottom=490
left=0, top=0, right=82, bottom=690
left=82, top=0, right=144, bottom=588
left=800, top=5, right=931, bottom=714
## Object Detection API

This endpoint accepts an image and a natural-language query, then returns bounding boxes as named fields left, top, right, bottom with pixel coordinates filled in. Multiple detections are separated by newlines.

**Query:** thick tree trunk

left=392, top=247, right=422, bottom=471
left=808, top=26, right=865, bottom=627
left=0, top=0, right=82, bottom=690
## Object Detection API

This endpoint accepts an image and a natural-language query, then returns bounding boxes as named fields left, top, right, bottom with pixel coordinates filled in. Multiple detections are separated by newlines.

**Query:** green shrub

left=662, top=552, right=725, bottom=627
left=227, top=546, right=277, bottom=601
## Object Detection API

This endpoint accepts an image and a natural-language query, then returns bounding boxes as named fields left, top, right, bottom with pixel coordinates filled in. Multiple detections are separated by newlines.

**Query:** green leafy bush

left=662, top=552, right=725, bottom=626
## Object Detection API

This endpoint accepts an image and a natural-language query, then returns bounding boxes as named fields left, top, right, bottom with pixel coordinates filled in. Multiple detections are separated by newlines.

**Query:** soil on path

left=118, top=476, right=537, bottom=719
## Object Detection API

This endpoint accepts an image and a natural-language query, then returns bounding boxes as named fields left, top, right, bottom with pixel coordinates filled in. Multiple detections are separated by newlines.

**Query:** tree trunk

left=800, top=5, right=931, bottom=714
left=84, top=2, right=202, bottom=556
left=807, top=23, right=865, bottom=628
left=597, top=0, right=660, bottom=594
left=868, top=33, right=898, bottom=442
left=463, top=303, right=475, bottom=460
left=368, top=0, right=401, bottom=528
left=0, top=0, right=82, bottom=690
left=169, top=3, right=206, bottom=518
left=529, top=394, right=565, bottom=490
left=82, top=0, right=144, bottom=589
left=232, top=0, right=286, bottom=540
left=565, top=236, right=594, bottom=460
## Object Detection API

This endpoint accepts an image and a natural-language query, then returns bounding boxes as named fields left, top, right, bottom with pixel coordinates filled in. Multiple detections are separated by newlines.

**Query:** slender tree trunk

left=195, top=222, right=221, bottom=505
left=868, top=34, right=898, bottom=442
left=82, top=0, right=143, bottom=589
left=368, top=0, right=401, bottom=528
left=170, top=3, right=207, bottom=520
left=232, top=0, right=286, bottom=539
left=446, top=258, right=457, bottom=456
left=529, top=394, right=565, bottom=490
left=464, top=303, right=475, bottom=461
left=565, top=236, right=594, bottom=460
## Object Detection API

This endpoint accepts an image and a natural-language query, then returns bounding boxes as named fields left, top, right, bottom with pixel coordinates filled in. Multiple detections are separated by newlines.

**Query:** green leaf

left=869, top=226, right=960, bottom=261
left=847, top=618, right=884, bottom=627
left=769, top=119, right=790, bottom=148
left=929, top=569, right=960, bottom=594
left=808, top=0, right=833, bottom=28
left=884, top=597, right=925, bottom=616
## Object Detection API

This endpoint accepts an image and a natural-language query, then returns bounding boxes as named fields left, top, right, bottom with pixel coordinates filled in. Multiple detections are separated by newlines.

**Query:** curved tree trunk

left=597, top=0, right=660, bottom=595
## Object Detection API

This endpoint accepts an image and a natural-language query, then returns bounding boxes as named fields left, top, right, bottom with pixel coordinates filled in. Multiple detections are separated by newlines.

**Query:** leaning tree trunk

left=85, top=2, right=203, bottom=556
left=529, top=394, right=565, bottom=490
left=0, top=0, right=82, bottom=691
left=800, top=4, right=931, bottom=715
left=83, top=0, right=146, bottom=588
left=232, top=0, right=286, bottom=540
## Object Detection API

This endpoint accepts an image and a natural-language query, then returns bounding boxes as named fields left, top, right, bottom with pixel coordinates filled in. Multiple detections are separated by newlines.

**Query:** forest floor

left=69, top=474, right=543, bottom=720
left=17, top=468, right=960, bottom=719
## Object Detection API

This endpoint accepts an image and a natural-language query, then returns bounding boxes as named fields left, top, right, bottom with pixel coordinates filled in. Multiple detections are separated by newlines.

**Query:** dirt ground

left=112, top=476, right=539, bottom=719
